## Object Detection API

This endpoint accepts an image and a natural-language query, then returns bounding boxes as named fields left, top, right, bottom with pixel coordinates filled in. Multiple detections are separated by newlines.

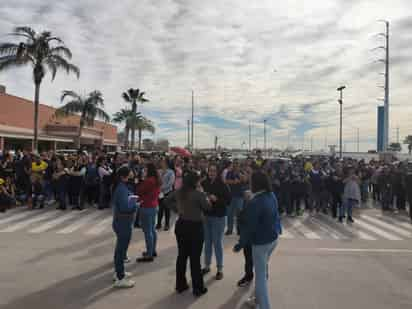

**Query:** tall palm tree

left=112, top=109, right=141, bottom=150
left=55, top=90, right=110, bottom=149
left=0, top=26, right=80, bottom=151
left=136, top=116, right=155, bottom=151
left=122, top=88, right=149, bottom=150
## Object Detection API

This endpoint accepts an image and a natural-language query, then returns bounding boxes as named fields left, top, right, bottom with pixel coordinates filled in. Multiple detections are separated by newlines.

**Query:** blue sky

left=1, top=0, right=412, bottom=151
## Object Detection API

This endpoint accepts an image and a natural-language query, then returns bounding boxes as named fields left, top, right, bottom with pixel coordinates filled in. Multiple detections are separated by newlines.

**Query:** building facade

left=0, top=86, right=118, bottom=152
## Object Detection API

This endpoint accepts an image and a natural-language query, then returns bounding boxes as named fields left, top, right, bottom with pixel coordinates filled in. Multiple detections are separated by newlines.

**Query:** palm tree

left=136, top=116, right=155, bottom=151
left=55, top=90, right=110, bottom=149
left=0, top=26, right=80, bottom=151
left=122, top=88, right=149, bottom=149
left=112, top=109, right=141, bottom=150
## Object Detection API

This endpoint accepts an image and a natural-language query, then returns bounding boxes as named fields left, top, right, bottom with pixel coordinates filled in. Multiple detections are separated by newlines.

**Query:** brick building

left=0, top=86, right=118, bottom=152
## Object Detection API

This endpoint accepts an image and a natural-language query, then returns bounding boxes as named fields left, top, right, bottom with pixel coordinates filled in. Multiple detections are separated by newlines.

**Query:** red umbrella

left=170, top=147, right=192, bottom=157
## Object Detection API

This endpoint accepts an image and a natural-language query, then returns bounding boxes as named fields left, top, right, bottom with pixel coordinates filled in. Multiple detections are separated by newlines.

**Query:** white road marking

left=0, top=211, right=59, bottom=232
left=310, top=217, right=347, bottom=240
left=56, top=211, right=106, bottom=234
left=28, top=212, right=80, bottom=233
left=85, top=217, right=112, bottom=235
left=285, top=216, right=321, bottom=239
left=0, top=210, right=37, bottom=225
left=318, top=213, right=377, bottom=240
left=360, top=215, right=412, bottom=238
left=354, top=218, right=403, bottom=240
left=375, top=215, right=412, bottom=231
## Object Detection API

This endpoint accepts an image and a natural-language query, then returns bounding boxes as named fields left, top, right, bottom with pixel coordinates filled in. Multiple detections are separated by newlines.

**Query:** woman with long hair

left=170, top=171, right=210, bottom=297
left=136, top=162, right=161, bottom=262
left=234, top=170, right=282, bottom=309
left=201, top=163, right=231, bottom=280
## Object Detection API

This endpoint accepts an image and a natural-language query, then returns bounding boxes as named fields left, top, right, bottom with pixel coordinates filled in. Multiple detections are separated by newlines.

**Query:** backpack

left=85, top=164, right=99, bottom=186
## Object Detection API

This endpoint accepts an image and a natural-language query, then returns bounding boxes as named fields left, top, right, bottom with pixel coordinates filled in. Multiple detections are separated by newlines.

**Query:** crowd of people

left=1, top=148, right=412, bottom=308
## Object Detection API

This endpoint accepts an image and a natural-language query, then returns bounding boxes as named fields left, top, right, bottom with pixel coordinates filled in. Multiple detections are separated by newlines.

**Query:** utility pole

left=337, top=86, right=346, bottom=159
left=191, top=90, right=194, bottom=151
left=214, top=136, right=218, bottom=152
left=249, top=121, right=252, bottom=153
left=187, top=120, right=190, bottom=149
left=376, top=20, right=390, bottom=151
left=263, top=119, right=267, bottom=156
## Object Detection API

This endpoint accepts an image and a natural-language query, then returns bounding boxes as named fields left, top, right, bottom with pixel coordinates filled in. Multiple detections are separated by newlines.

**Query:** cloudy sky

left=1, top=0, right=412, bottom=151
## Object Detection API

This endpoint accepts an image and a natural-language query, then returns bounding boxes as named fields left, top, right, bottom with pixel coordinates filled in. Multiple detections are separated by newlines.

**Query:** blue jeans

left=140, top=207, right=158, bottom=257
left=203, top=216, right=226, bottom=271
left=113, top=218, right=133, bottom=280
left=252, top=240, right=277, bottom=309
left=340, top=199, right=357, bottom=218
left=227, top=197, right=244, bottom=233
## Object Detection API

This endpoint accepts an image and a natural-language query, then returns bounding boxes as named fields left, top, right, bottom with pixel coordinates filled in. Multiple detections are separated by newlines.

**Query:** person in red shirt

left=136, top=163, right=161, bottom=262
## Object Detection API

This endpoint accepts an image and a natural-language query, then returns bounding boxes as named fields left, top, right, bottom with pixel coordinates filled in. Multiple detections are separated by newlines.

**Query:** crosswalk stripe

left=0, top=211, right=59, bottom=232
left=354, top=218, right=402, bottom=240
left=375, top=215, right=412, bottom=231
left=360, top=215, right=412, bottom=238
left=28, top=212, right=80, bottom=233
left=285, top=216, right=321, bottom=239
left=0, top=210, right=38, bottom=225
left=318, top=213, right=377, bottom=240
left=310, top=217, right=347, bottom=240
left=56, top=211, right=106, bottom=234
left=85, top=217, right=112, bottom=235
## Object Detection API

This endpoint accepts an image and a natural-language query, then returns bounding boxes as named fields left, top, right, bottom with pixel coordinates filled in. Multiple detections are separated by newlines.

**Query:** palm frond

left=0, top=43, right=20, bottom=55
left=13, top=27, right=36, bottom=40
left=50, top=46, right=72, bottom=59
left=46, top=36, right=64, bottom=44
left=55, top=100, right=84, bottom=117
left=48, top=55, right=80, bottom=79
left=45, top=58, right=57, bottom=80
left=122, top=92, right=131, bottom=103
left=0, top=56, right=29, bottom=71
left=95, top=108, right=110, bottom=122
left=60, top=90, right=82, bottom=103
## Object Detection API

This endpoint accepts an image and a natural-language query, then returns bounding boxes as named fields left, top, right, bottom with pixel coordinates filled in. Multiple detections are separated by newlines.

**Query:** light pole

left=337, top=86, right=346, bottom=159
left=191, top=90, right=194, bottom=151
left=263, top=119, right=267, bottom=157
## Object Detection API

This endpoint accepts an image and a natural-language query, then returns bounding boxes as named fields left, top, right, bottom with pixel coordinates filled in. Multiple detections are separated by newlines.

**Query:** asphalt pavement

left=0, top=204, right=411, bottom=309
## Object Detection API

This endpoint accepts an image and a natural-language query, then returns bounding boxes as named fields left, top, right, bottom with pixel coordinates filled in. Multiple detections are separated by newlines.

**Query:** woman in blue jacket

left=112, top=166, right=138, bottom=288
left=234, top=170, right=282, bottom=309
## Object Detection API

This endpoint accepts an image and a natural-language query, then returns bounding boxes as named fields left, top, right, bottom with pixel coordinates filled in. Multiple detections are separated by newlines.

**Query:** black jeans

left=243, top=245, right=254, bottom=280
left=157, top=197, right=170, bottom=227
left=83, top=183, right=99, bottom=205
left=113, top=218, right=133, bottom=280
left=175, top=219, right=205, bottom=292
left=331, top=194, right=342, bottom=218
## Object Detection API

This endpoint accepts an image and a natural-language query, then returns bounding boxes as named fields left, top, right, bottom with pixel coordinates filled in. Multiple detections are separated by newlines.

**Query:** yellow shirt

left=32, top=161, right=48, bottom=173
left=304, top=162, right=313, bottom=172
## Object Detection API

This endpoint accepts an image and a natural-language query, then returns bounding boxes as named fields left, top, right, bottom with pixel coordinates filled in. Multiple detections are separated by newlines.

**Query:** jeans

left=157, top=197, right=170, bottom=228
left=175, top=219, right=205, bottom=292
left=203, top=216, right=226, bottom=271
left=340, top=199, right=357, bottom=218
left=140, top=207, right=158, bottom=257
left=113, top=218, right=133, bottom=280
left=252, top=240, right=277, bottom=309
left=227, top=197, right=243, bottom=234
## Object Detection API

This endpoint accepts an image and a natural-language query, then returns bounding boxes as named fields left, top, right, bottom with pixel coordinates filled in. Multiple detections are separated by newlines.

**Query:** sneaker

left=347, top=217, right=354, bottom=223
left=136, top=256, right=154, bottom=263
left=113, top=278, right=135, bottom=288
left=201, top=267, right=211, bottom=276
left=124, top=257, right=131, bottom=263
left=225, top=231, right=232, bottom=236
left=237, top=276, right=253, bottom=287
left=215, top=271, right=224, bottom=280
left=113, top=271, right=132, bottom=282
left=156, top=224, right=162, bottom=230
left=176, top=284, right=189, bottom=294
left=164, top=225, right=170, bottom=231
left=193, top=287, right=208, bottom=297
left=338, top=217, right=343, bottom=223
left=245, top=296, right=257, bottom=308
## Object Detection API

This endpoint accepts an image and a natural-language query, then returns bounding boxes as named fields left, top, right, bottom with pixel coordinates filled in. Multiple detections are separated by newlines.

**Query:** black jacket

left=201, top=177, right=231, bottom=217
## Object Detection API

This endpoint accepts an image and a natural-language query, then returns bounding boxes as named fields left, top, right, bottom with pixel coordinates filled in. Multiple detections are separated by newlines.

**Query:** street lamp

left=337, top=86, right=346, bottom=159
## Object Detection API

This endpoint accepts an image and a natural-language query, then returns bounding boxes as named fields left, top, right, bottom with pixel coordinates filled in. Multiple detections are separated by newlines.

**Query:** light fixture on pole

left=337, top=86, right=346, bottom=159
